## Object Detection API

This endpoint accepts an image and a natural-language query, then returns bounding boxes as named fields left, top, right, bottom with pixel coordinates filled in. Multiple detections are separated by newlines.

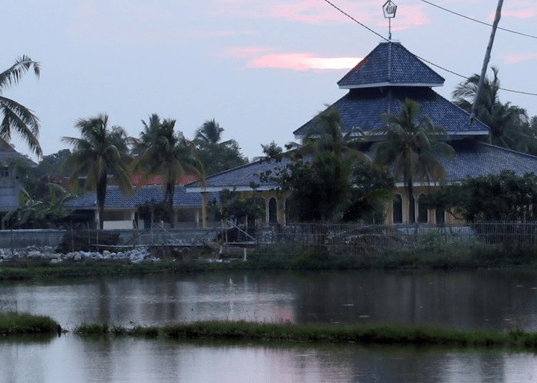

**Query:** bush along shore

left=4, top=313, right=537, bottom=351
left=73, top=320, right=537, bottom=351
left=0, top=312, right=59, bottom=336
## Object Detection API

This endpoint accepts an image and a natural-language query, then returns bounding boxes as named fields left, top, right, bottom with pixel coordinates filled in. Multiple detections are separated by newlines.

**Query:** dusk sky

left=4, top=0, right=537, bottom=161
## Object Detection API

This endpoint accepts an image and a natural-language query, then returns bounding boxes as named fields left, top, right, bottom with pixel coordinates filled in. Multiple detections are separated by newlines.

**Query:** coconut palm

left=62, top=114, right=132, bottom=229
left=296, top=106, right=368, bottom=221
left=372, top=99, right=454, bottom=223
left=195, top=119, right=224, bottom=144
left=193, top=119, right=247, bottom=175
left=453, top=67, right=529, bottom=150
left=0, top=56, right=42, bottom=157
left=133, top=115, right=204, bottom=228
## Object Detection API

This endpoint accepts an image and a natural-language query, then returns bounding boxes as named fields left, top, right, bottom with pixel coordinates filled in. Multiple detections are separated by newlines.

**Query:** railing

left=1, top=221, right=537, bottom=254
left=253, top=221, right=537, bottom=256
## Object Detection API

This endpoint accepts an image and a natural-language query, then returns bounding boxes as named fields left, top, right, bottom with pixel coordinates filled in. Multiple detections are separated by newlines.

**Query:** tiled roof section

left=0, top=137, right=36, bottom=167
left=187, top=139, right=537, bottom=192
left=338, top=42, right=445, bottom=89
left=187, top=158, right=292, bottom=190
left=293, top=87, right=490, bottom=138
left=66, top=185, right=217, bottom=209
left=130, top=174, right=198, bottom=186
left=441, top=139, right=537, bottom=182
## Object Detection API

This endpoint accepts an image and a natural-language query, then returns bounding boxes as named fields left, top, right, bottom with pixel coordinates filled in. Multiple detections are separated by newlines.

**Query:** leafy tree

left=1, top=184, right=73, bottom=229
left=342, top=161, right=396, bottom=223
left=133, top=114, right=204, bottom=228
left=261, top=107, right=369, bottom=222
left=0, top=56, right=42, bottom=157
left=214, top=189, right=265, bottom=225
left=372, top=99, right=454, bottom=223
left=453, top=67, right=532, bottom=151
left=194, top=119, right=247, bottom=175
left=37, top=149, right=72, bottom=178
left=62, top=114, right=132, bottom=230
left=427, top=171, right=537, bottom=222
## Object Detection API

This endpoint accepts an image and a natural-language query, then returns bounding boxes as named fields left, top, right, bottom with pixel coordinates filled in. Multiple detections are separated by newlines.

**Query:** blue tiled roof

left=189, top=139, right=537, bottom=192
left=441, top=139, right=537, bottom=182
left=338, top=42, right=445, bottom=89
left=293, top=87, right=490, bottom=138
left=187, top=158, right=291, bottom=191
left=66, top=185, right=217, bottom=209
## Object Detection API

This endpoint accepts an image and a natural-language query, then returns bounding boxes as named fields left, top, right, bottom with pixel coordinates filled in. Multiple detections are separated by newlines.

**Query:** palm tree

left=297, top=106, right=368, bottom=221
left=195, top=119, right=224, bottom=144
left=62, top=114, right=132, bottom=230
left=453, top=67, right=529, bottom=150
left=0, top=56, right=42, bottom=157
left=133, top=115, right=204, bottom=228
left=193, top=119, right=247, bottom=175
left=372, top=99, right=454, bottom=223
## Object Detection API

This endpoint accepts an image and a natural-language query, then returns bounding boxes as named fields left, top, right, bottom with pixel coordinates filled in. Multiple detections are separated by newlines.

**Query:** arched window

left=268, top=197, right=278, bottom=224
left=393, top=195, right=403, bottom=224
left=417, top=194, right=428, bottom=223
left=435, top=206, right=445, bottom=225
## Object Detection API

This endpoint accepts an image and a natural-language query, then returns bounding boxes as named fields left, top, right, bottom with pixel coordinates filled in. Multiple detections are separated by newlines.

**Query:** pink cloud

left=211, top=0, right=429, bottom=32
left=502, top=52, right=537, bottom=64
left=484, top=1, right=537, bottom=20
left=502, top=9, right=537, bottom=19
left=248, top=53, right=361, bottom=71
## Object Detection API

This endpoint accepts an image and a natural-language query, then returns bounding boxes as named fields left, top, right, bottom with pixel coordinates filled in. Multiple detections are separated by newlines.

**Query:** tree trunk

left=96, top=175, right=107, bottom=230
left=406, top=178, right=415, bottom=224
left=166, top=182, right=175, bottom=228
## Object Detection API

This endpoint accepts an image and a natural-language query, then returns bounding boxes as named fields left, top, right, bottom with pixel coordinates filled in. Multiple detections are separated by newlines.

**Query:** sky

left=3, top=0, right=537, bottom=162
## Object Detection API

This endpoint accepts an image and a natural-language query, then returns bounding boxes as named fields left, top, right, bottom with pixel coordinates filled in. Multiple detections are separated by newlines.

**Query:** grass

left=2, top=239, right=537, bottom=282
left=73, top=320, right=537, bottom=351
left=0, top=312, right=59, bottom=336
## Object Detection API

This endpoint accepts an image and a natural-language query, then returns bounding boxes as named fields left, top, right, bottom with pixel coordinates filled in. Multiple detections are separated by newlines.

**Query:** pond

left=1, top=269, right=537, bottom=382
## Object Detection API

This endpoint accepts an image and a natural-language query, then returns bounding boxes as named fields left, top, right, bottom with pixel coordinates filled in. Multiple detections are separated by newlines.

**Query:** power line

left=320, top=0, right=537, bottom=98
left=419, top=0, right=537, bottom=40
left=322, top=0, right=388, bottom=42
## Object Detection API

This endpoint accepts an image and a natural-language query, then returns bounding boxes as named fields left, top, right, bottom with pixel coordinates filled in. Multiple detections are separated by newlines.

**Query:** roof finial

left=382, top=0, right=397, bottom=41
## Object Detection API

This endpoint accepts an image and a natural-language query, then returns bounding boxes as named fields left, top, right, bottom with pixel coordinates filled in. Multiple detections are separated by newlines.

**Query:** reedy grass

left=73, top=320, right=537, bottom=351
left=0, top=312, right=59, bottom=336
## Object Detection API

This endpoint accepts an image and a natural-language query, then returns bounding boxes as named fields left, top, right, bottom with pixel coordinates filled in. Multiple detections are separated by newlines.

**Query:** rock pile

left=0, top=246, right=160, bottom=264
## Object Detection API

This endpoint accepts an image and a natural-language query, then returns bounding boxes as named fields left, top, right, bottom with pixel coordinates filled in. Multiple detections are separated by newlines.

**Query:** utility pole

left=470, top=0, right=504, bottom=125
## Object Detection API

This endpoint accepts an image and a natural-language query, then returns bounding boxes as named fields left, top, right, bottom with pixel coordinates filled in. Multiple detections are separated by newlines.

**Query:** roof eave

left=187, top=185, right=278, bottom=193
left=338, top=82, right=443, bottom=89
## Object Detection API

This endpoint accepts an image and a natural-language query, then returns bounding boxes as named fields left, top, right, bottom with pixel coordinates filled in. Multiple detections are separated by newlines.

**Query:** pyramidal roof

left=293, top=41, right=490, bottom=139
left=338, top=41, right=445, bottom=89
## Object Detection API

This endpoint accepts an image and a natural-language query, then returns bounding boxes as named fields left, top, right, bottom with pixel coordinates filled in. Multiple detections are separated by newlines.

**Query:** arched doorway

left=417, top=194, right=428, bottom=223
left=393, top=194, right=403, bottom=224
left=268, top=197, right=278, bottom=224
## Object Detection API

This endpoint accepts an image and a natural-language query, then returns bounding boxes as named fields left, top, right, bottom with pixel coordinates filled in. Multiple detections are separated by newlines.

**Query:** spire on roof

left=382, top=0, right=398, bottom=41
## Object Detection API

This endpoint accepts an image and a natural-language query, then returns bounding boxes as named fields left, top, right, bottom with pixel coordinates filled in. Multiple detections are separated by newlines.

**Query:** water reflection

left=2, top=269, right=537, bottom=331
left=2, top=336, right=537, bottom=383
left=2, top=269, right=537, bottom=382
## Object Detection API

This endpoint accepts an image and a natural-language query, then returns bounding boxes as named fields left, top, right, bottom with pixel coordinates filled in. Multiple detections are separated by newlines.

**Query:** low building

left=0, top=138, right=36, bottom=213
left=65, top=184, right=218, bottom=230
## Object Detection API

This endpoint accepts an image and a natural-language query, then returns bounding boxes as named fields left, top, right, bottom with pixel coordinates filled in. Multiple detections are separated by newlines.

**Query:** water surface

left=2, top=269, right=537, bottom=382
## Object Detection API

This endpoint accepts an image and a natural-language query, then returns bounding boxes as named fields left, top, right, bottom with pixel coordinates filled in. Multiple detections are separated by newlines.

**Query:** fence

left=1, top=221, right=537, bottom=254
left=253, top=221, right=537, bottom=256
left=0, top=226, right=220, bottom=253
